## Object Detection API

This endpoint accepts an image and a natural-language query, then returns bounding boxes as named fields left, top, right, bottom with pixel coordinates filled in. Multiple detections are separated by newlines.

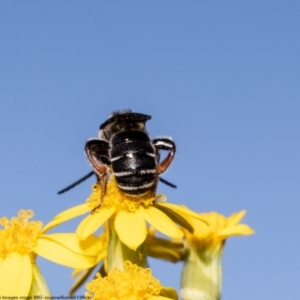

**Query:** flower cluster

left=0, top=176, right=254, bottom=300
left=0, top=210, right=103, bottom=296
left=85, top=261, right=177, bottom=300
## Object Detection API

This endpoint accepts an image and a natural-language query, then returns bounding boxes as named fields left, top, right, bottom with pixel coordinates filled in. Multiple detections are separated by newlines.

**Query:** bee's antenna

left=159, top=177, right=177, bottom=188
left=57, top=171, right=95, bottom=194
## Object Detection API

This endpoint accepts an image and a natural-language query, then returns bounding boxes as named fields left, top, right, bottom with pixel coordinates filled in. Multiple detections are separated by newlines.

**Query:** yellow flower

left=85, top=261, right=178, bottom=300
left=180, top=210, right=254, bottom=300
left=183, top=210, right=254, bottom=252
left=46, top=178, right=207, bottom=251
left=0, top=210, right=103, bottom=296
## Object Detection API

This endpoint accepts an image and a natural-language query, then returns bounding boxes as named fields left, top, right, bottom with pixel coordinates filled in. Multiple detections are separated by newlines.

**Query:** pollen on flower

left=85, top=261, right=162, bottom=300
left=86, top=184, right=103, bottom=207
left=0, top=209, right=43, bottom=256
left=18, top=209, right=34, bottom=220
left=85, top=177, right=163, bottom=213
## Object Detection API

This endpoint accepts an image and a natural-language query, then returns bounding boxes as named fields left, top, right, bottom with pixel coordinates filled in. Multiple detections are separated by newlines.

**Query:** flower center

left=85, top=261, right=161, bottom=299
left=86, top=178, right=164, bottom=212
left=0, top=210, right=42, bottom=256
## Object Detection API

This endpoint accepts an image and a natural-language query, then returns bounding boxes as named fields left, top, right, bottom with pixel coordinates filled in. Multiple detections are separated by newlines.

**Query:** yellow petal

left=158, top=287, right=178, bottom=300
left=155, top=205, right=194, bottom=233
left=76, top=207, right=115, bottom=240
left=115, top=210, right=147, bottom=250
left=147, top=237, right=184, bottom=262
left=42, top=203, right=91, bottom=233
left=32, top=236, right=97, bottom=269
left=218, top=224, right=255, bottom=238
left=38, top=233, right=104, bottom=256
left=156, top=203, right=209, bottom=225
left=206, top=212, right=226, bottom=230
left=139, top=206, right=183, bottom=239
left=227, top=210, right=246, bottom=226
left=0, top=252, right=32, bottom=296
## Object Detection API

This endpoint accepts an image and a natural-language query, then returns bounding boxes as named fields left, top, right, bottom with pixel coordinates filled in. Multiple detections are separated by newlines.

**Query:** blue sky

left=1, top=2, right=299, bottom=299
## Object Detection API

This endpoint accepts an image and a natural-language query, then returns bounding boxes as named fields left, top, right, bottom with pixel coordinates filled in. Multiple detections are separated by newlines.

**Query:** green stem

left=181, top=244, right=223, bottom=300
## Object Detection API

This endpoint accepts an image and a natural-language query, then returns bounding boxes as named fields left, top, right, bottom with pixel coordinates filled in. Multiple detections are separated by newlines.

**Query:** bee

left=58, top=111, right=176, bottom=208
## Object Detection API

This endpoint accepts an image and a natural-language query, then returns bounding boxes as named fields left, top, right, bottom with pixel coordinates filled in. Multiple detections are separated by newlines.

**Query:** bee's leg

left=85, top=139, right=110, bottom=212
left=152, top=138, right=176, bottom=174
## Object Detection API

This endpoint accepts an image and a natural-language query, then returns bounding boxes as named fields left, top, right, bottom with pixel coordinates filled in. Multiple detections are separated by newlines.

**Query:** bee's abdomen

left=110, top=131, right=157, bottom=195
